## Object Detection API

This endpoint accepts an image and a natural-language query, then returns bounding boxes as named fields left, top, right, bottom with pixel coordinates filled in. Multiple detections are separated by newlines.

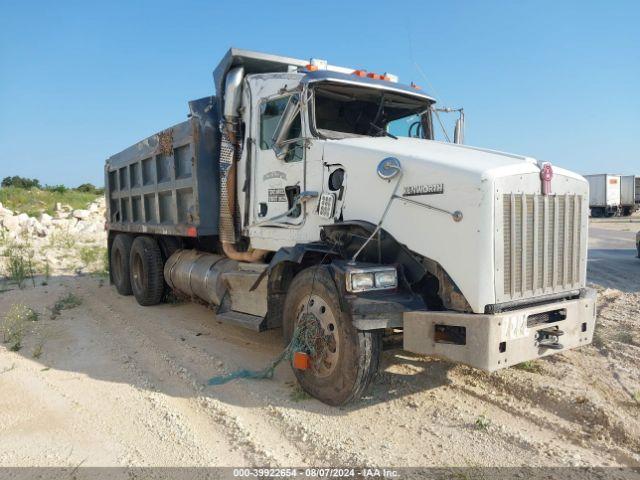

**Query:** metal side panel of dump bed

left=105, top=96, right=220, bottom=237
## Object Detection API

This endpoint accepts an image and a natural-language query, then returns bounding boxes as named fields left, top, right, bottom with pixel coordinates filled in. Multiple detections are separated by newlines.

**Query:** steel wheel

left=295, top=294, right=340, bottom=378
left=283, top=266, right=382, bottom=406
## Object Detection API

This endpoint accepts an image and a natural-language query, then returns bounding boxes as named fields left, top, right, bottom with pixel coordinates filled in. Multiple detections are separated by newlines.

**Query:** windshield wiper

left=369, top=122, right=398, bottom=140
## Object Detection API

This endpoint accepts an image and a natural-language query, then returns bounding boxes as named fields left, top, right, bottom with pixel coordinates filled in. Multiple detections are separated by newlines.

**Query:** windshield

left=311, top=82, right=434, bottom=140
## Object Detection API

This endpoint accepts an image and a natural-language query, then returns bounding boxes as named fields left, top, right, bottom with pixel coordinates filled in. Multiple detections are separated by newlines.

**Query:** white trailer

left=620, top=175, right=638, bottom=216
left=584, top=174, right=621, bottom=217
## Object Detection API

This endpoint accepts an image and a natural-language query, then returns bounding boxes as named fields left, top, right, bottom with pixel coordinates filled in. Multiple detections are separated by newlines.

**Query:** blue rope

left=207, top=313, right=324, bottom=386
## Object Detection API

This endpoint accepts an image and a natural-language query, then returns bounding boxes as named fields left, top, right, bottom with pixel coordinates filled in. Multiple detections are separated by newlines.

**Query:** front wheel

left=283, top=267, right=381, bottom=406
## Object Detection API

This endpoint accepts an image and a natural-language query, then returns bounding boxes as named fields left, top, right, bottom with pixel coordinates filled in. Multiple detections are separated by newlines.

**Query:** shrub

left=75, top=183, right=104, bottom=195
left=1, top=176, right=41, bottom=189
left=44, top=184, right=67, bottom=194
left=50, top=292, right=82, bottom=319
left=2, top=243, right=35, bottom=288
left=2, top=304, right=39, bottom=351
left=475, top=414, right=491, bottom=431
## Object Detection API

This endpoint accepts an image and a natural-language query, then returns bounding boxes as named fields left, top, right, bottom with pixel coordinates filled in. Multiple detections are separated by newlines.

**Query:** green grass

left=0, top=186, right=100, bottom=217
left=1, top=242, right=36, bottom=288
left=513, top=360, right=544, bottom=374
left=289, top=383, right=312, bottom=402
left=49, top=292, right=82, bottom=319
left=474, top=414, right=491, bottom=431
left=2, top=304, right=39, bottom=351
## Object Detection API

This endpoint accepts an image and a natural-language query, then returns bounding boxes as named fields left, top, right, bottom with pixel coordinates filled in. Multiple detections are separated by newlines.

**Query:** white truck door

left=249, top=76, right=306, bottom=229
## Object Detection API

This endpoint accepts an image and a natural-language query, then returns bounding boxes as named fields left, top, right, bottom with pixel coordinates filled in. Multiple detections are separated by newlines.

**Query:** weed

left=50, top=292, right=82, bottom=319
left=474, top=414, right=491, bottom=431
left=2, top=304, right=39, bottom=351
left=44, top=260, right=50, bottom=282
left=79, top=246, right=101, bottom=265
left=32, top=341, right=44, bottom=359
left=2, top=242, right=35, bottom=288
left=514, top=360, right=544, bottom=374
left=80, top=246, right=108, bottom=275
left=290, top=383, right=312, bottom=402
left=49, top=230, right=76, bottom=249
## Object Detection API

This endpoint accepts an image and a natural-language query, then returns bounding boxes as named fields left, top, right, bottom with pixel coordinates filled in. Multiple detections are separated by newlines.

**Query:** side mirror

left=454, top=111, right=465, bottom=144
left=272, top=95, right=301, bottom=158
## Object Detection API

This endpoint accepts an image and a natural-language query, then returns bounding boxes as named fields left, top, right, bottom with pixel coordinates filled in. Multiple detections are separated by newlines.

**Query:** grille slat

left=503, top=193, right=584, bottom=299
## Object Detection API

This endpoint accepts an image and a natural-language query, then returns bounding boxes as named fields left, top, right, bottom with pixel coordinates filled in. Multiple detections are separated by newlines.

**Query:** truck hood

left=323, top=136, right=583, bottom=182
left=320, top=137, right=587, bottom=313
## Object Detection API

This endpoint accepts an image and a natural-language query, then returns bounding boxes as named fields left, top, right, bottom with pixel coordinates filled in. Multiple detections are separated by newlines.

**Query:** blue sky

left=1, top=0, right=638, bottom=186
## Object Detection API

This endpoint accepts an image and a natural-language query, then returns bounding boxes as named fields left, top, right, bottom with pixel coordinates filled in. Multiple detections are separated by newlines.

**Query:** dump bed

left=105, top=97, right=220, bottom=237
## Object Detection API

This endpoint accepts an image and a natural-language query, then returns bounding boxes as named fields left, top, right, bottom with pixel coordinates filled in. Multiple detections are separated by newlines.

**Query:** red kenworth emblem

left=540, top=162, right=553, bottom=195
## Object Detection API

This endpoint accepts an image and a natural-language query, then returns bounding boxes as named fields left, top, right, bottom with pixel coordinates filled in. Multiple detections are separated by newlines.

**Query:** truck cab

left=106, top=49, right=597, bottom=405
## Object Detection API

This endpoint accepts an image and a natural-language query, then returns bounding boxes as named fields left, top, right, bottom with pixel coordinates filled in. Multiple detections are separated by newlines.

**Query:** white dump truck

left=584, top=174, right=622, bottom=217
left=105, top=49, right=596, bottom=405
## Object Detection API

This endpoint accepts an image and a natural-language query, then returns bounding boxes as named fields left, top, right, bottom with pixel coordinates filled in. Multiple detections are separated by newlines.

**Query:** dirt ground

left=0, top=220, right=639, bottom=472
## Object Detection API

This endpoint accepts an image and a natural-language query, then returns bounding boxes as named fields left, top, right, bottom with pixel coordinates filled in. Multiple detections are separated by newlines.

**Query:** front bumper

left=403, top=288, right=596, bottom=371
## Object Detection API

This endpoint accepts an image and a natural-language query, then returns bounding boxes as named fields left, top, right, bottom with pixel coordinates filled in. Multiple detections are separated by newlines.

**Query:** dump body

left=105, top=97, right=220, bottom=237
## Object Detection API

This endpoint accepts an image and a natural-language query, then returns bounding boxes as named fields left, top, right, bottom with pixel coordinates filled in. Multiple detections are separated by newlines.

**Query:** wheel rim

left=294, top=294, right=340, bottom=378
left=131, top=252, right=145, bottom=293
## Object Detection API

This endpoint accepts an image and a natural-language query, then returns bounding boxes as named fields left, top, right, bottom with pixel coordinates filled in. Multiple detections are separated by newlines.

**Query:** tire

left=110, top=234, right=133, bottom=296
left=283, top=266, right=381, bottom=406
left=129, top=236, right=165, bottom=306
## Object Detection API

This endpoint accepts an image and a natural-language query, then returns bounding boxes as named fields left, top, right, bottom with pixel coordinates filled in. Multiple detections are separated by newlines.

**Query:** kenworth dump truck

left=106, top=49, right=596, bottom=405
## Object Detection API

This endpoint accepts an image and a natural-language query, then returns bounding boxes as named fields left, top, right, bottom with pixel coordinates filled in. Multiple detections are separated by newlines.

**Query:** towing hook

left=535, top=327, right=565, bottom=350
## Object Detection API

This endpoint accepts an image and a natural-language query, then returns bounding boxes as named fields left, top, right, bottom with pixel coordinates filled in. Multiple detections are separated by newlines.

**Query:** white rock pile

left=0, top=198, right=107, bottom=275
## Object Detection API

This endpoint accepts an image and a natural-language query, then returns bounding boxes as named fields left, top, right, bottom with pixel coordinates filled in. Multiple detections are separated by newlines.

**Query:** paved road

left=588, top=223, right=639, bottom=292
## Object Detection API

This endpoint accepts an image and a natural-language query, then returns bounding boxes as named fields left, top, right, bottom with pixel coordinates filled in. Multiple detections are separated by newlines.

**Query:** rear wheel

left=130, top=236, right=165, bottom=306
left=110, top=234, right=133, bottom=296
left=283, top=267, right=381, bottom=406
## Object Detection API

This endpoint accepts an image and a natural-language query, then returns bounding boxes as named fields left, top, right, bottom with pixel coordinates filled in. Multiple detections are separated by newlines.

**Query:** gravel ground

left=0, top=221, right=638, bottom=473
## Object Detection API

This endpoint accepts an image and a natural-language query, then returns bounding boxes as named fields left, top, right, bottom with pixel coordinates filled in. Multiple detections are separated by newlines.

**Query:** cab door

left=249, top=76, right=307, bottom=230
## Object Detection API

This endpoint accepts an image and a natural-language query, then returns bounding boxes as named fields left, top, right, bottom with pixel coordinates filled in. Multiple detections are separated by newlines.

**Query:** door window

left=259, top=95, right=303, bottom=163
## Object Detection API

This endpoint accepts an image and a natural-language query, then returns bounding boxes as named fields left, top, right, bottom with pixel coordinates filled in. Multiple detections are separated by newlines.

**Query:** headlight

left=346, top=267, right=397, bottom=292
left=375, top=270, right=397, bottom=288
left=351, top=272, right=375, bottom=291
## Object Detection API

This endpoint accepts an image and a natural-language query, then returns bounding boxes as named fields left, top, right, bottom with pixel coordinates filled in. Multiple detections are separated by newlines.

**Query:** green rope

left=207, top=313, right=325, bottom=386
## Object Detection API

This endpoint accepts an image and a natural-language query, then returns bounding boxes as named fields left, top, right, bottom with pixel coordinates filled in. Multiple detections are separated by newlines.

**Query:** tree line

left=1, top=176, right=104, bottom=195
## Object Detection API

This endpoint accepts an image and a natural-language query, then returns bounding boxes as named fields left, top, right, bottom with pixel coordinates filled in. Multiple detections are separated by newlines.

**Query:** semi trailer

left=620, top=175, right=639, bottom=216
left=105, top=49, right=596, bottom=405
left=584, top=174, right=622, bottom=217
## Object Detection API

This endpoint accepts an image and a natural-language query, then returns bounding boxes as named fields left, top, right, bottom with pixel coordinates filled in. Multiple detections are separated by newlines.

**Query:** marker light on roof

left=366, top=72, right=383, bottom=80
left=410, top=82, right=422, bottom=90
left=352, top=69, right=367, bottom=77
left=309, top=58, right=328, bottom=70
left=383, top=73, right=399, bottom=83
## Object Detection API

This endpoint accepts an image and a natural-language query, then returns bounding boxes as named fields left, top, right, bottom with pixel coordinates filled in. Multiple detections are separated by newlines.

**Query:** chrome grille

left=502, top=193, right=583, bottom=299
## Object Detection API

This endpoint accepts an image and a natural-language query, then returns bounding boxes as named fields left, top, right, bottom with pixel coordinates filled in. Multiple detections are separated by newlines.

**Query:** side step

left=215, top=310, right=267, bottom=332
